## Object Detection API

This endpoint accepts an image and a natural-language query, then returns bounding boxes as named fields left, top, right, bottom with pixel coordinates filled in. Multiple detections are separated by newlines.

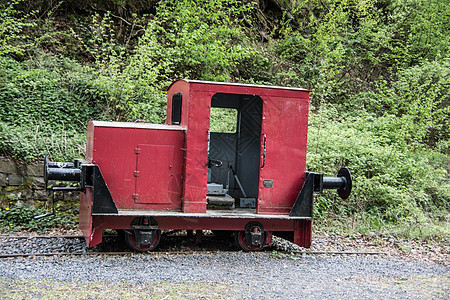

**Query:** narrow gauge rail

left=0, top=250, right=383, bottom=259
left=0, top=234, right=382, bottom=258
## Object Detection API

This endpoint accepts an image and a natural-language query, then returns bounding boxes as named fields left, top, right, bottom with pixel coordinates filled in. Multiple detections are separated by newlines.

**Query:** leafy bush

left=0, top=56, right=101, bottom=128
left=271, top=0, right=450, bottom=109
left=0, top=206, right=76, bottom=232
left=0, top=122, right=86, bottom=162
left=129, top=0, right=258, bottom=87
left=0, top=55, right=101, bottom=161
left=0, top=0, right=36, bottom=58
left=308, top=106, right=450, bottom=237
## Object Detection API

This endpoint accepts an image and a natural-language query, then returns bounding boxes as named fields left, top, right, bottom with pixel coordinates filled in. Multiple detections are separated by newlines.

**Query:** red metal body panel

left=89, top=215, right=311, bottom=247
left=86, top=121, right=185, bottom=210
left=166, top=80, right=310, bottom=215
left=258, top=95, right=309, bottom=214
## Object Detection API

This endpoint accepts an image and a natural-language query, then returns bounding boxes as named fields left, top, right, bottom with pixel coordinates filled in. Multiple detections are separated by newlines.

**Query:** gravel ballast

left=0, top=233, right=448, bottom=299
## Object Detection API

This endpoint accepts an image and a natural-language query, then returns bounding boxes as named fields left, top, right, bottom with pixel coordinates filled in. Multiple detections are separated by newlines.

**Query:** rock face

left=0, top=157, right=79, bottom=215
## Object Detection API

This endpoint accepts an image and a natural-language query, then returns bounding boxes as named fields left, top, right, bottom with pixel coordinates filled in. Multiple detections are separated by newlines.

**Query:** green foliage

left=386, top=0, right=450, bottom=68
left=308, top=106, right=450, bottom=238
left=383, top=60, right=449, bottom=147
left=0, top=55, right=99, bottom=161
left=347, top=60, right=450, bottom=148
left=0, top=206, right=76, bottom=232
left=0, top=56, right=100, bottom=128
left=85, top=67, right=167, bottom=123
left=272, top=0, right=450, bottom=107
left=210, top=108, right=237, bottom=133
left=129, top=0, right=258, bottom=87
left=0, top=0, right=37, bottom=58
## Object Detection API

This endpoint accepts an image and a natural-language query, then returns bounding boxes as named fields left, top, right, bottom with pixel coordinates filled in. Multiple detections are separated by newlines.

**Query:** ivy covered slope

left=0, top=0, right=448, bottom=239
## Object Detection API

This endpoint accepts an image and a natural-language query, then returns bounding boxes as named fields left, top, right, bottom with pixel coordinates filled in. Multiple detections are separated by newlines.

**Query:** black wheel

left=234, top=230, right=266, bottom=252
left=125, top=229, right=161, bottom=252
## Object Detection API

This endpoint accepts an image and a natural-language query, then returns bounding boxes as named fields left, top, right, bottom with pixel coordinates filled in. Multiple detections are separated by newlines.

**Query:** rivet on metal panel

left=134, top=147, right=141, bottom=154
left=134, top=171, right=139, bottom=177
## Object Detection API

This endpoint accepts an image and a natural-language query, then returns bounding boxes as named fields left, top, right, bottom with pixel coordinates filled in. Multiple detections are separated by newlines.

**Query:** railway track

left=0, top=250, right=384, bottom=259
left=0, top=234, right=383, bottom=258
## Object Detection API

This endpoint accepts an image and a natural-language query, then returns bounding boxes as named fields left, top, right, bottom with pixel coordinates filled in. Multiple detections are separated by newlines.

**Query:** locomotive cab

left=45, top=80, right=352, bottom=251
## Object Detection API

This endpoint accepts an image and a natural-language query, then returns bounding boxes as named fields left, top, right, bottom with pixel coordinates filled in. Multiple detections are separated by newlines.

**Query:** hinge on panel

left=132, top=193, right=139, bottom=201
left=134, top=147, right=141, bottom=154
left=134, top=171, right=139, bottom=177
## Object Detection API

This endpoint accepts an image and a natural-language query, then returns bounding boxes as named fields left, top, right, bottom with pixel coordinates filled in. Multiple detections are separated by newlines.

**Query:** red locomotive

left=44, top=80, right=351, bottom=251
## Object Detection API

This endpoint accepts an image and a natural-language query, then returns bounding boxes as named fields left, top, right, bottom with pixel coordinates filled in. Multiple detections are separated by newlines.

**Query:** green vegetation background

left=0, top=0, right=448, bottom=239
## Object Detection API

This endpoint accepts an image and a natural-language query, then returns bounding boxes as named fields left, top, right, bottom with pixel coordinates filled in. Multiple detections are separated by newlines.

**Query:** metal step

left=207, top=195, right=235, bottom=210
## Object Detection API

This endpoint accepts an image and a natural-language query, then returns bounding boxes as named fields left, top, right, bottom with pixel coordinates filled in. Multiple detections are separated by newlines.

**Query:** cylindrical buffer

left=47, top=161, right=74, bottom=168
left=46, top=167, right=81, bottom=182
left=44, top=156, right=81, bottom=189
left=322, top=167, right=352, bottom=199
left=323, top=176, right=346, bottom=190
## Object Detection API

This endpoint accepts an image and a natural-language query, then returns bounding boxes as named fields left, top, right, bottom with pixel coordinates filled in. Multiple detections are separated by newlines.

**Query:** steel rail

left=0, top=250, right=383, bottom=259
left=0, top=234, right=384, bottom=257
left=0, top=235, right=84, bottom=239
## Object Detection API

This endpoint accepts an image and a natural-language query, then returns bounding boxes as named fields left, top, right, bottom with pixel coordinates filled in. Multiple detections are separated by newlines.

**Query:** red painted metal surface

left=88, top=215, right=312, bottom=247
left=258, top=95, right=309, bottom=214
left=167, top=80, right=310, bottom=215
left=86, top=122, right=185, bottom=211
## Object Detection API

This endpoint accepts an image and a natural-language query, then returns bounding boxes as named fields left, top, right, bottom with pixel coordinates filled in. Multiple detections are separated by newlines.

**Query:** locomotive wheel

left=124, top=229, right=161, bottom=252
left=234, top=230, right=266, bottom=252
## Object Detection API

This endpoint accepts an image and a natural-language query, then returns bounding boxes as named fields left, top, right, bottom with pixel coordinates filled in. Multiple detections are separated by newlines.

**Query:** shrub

left=0, top=55, right=100, bottom=161
left=0, top=206, right=76, bottom=232
left=0, top=0, right=36, bottom=59
left=128, top=0, right=258, bottom=87
left=308, top=106, right=450, bottom=230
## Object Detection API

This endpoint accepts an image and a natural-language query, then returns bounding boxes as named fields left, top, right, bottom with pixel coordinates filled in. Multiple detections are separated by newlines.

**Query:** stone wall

left=0, top=157, right=79, bottom=214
